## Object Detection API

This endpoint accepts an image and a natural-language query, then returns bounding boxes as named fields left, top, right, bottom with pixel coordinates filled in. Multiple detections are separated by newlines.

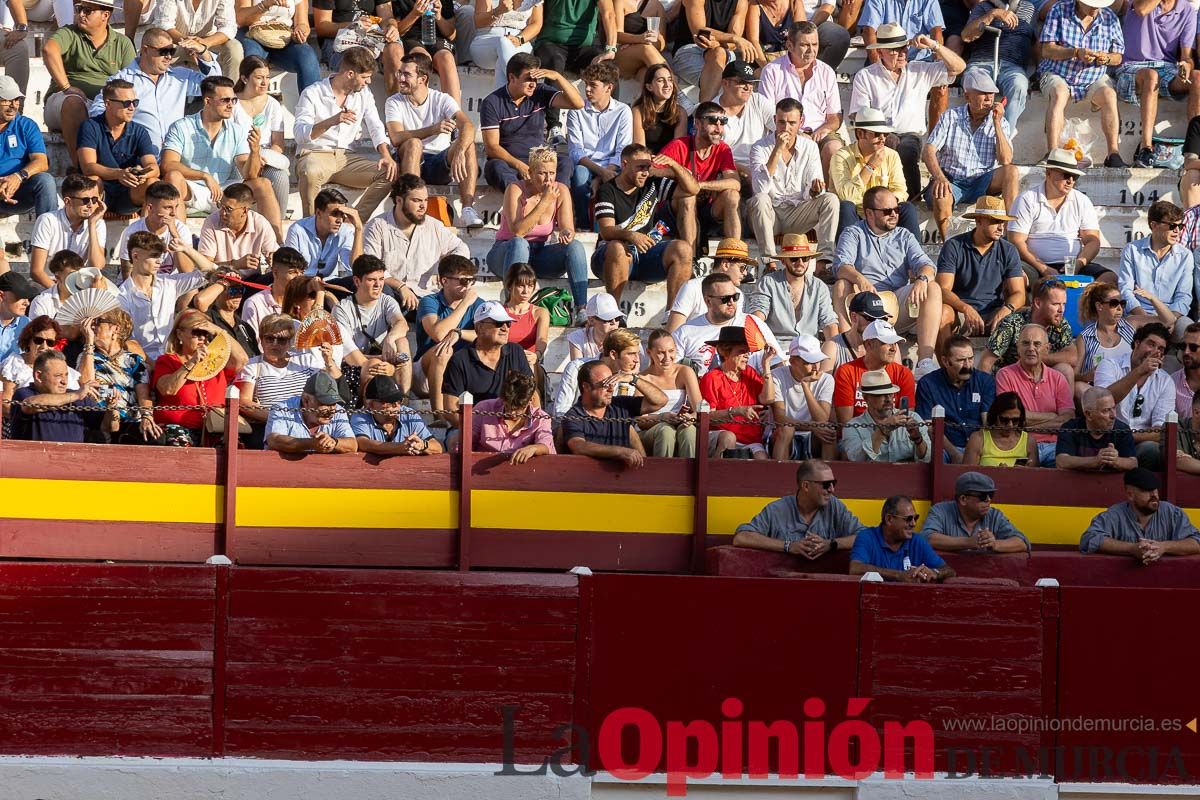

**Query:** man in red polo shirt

left=995, top=322, right=1074, bottom=466
left=660, top=101, right=742, bottom=250
left=833, top=320, right=916, bottom=422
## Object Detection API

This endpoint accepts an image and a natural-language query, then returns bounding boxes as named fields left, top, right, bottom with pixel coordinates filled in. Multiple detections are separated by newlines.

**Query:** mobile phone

left=899, top=397, right=910, bottom=412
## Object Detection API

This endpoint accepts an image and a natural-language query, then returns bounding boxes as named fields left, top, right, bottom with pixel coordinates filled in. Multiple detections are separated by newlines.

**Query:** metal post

left=691, top=401, right=712, bottom=575
left=218, top=385, right=239, bottom=558
left=930, top=405, right=946, bottom=501
left=1164, top=411, right=1179, bottom=505
left=457, top=392, right=474, bottom=572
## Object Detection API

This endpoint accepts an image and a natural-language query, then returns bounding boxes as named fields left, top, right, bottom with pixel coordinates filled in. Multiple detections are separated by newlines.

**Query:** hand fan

left=55, top=288, right=120, bottom=327
left=187, top=329, right=232, bottom=382
left=743, top=314, right=768, bottom=353
left=295, top=312, right=343, bottom=349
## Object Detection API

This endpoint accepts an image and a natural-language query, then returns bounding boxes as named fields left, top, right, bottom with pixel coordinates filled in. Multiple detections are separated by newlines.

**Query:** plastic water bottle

left=421, top=4, right=437, bottom=47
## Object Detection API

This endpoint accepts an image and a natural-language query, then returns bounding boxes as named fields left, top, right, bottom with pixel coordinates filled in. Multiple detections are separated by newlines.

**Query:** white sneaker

left=913, top=357, right=938, bottom=381
left=548, top=126, right=567, bottom=146
left=459, top=206, right=484, bottom=228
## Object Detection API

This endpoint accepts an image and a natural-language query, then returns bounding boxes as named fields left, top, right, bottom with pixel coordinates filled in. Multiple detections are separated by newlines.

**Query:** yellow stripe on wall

left=473, top=490, right=694, bottom=534
left=237, top=487, right=458, bottom=529
left=707, top=495, right=1101, bottom=546
left=0, top=478, right=222, bottom=524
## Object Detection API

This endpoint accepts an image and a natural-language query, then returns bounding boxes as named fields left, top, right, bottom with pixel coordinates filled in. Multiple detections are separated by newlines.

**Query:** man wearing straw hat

left=829, top=108, right=919, bottom=238
left=665, top=237, right=754, bottom=332
left=935, top=195, right=1025, bottom=338
left=841, top=368, right=931, bottom=463
left=922, top=70, right=1018, bottom=241
left=848, top=23, right=965, bottom=201
left=1037, top=0, right=1126, bottom=167
left=747, top=233, right=839, bottom=367
left=1007, top=148, right=1117, bottom=287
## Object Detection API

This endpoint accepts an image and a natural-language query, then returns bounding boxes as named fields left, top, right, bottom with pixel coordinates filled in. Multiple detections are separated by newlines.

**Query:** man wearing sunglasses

left=27, top=174, right=106, bottom=288
left=842, top=368, right=930, bottom=463
left=77, top=78, right=159, bottom=216
left=850, top=494, right=956, bottom=582
left=266, top=371, right=358, bottom=454
left=660, top=101, right=742, bottom=250
left=673, top=272, right=782, bottom=375
left=1079, top=468, right=1200, bottom=563
left=1008, top=149, right=1116, bottom=288
left=42, top=0, right=135, bottom=170
left=921, top=472, right=1029, bottom=553
left=95, top=27, right=220, bottom=151
left=1171, top=323, right=1200, bottom=419
left=1117, top=200, right=1195, bottom=341
left=733, top=459, right=861, bottom=559
left=1094, top=322, right=1174, bottom=469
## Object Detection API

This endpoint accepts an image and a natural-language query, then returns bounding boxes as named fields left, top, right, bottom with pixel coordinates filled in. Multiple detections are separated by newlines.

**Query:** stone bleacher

left=3, top=26, right=1190, bottom=376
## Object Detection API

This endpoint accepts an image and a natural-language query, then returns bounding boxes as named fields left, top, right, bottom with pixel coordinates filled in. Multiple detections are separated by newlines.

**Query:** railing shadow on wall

left=1, top=389, right=1197, bottom=573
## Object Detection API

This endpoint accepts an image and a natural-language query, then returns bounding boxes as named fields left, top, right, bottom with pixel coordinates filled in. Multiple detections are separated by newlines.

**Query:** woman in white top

left=238, top=312, right=317, bottom=447
left=1072, top=281, right=1175, bottom=399
left=471, top=0, right=543, bottom=90
left=234, top=55, right=289, bottom=217
left=0, top=317, right=80, bottom=420
left=234, top=0, right=321, bottom=91
left=636, top=327, right=702, bottom=456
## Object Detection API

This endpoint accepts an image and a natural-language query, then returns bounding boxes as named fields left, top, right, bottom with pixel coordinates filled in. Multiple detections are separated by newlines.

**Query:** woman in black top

left=631, top=63, right=688, bottom=153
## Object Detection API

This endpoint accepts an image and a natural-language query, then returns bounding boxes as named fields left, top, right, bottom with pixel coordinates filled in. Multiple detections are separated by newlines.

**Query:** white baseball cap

left=584, top=293, right=623, bottom=321
left=473, top=300, right=516, bottom=326
left=863, top=320, right=905, bottom=344
left=788, top=334, right=826, bottom=363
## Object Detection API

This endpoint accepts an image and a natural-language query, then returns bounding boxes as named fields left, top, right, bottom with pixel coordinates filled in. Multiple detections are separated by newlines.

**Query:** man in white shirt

left=747, top=98, right=838, bottom=261
left=28, top=174, right=107, bottom=288
left=715, top=60, right=774, bottom=180
left=151, top=0, right=241, bottom=77
left=1095, top=322, right=1175, bottom=470
left=770, top=334, right=836, bottom=460
left=673, top=272, right=782, bottom=375
left=385, top=52, right=482, bottom=229
left=567, top=60, right=633, bottom=231
left=665, top=238, right=753, bottom=331
left=118, top=229, right=217, bottom=360
left=29, top=251, right=85, bottom=321
left=115, top=180, right=195, bottom=276
left=848, top=23, right=965, bottom=201
left=1008, top=148, right=1116, bottom=288
left=293, top=46, right=398, bottom=218
left=363, top=174, right=470, bottom=311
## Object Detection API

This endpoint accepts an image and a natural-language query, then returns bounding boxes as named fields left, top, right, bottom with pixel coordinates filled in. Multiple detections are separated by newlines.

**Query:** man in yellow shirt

left=830, top=109, right=918, bottom=238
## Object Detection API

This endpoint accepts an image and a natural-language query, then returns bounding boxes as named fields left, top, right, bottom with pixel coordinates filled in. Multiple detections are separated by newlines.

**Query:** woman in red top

left=698, top=327, right=776, bottom=459
left=152, top=310, right=249, bottom=447
left=502, top=263, right=549, bottom=369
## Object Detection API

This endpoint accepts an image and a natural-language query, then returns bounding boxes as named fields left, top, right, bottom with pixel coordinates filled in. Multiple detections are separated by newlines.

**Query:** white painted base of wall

left=0, top=758, right=1194, bottom=800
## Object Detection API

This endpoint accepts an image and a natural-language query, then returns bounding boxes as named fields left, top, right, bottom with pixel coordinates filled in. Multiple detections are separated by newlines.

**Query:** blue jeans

left=570, top=164, right=596, bottom=230
left=0, top=171, right=55, bottom=217
left=964, top=63, right=1029, bottom=130
left=486, top=236, right=589, bottom=308
left=238, top=30, right=322, bottom=92
left=1037, top=440, right=1057, bottom=468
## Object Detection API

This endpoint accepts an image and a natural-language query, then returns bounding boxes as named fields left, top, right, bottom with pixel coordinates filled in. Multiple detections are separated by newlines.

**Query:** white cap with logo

left=863, top=320, right=905, bottom=344
left=473, top=300, right=517, bottom=326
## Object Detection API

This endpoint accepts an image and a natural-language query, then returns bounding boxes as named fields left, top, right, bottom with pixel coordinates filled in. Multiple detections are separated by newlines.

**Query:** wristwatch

left=17, top=169, right=29, bottom=181
left=829, top=539, right=838, bottom=552
left=13, top=24, right=26, bottom=31
left=1003, top=302, right=1016, bottom=312
left=605, top=44, right=618, bottom=53
left=783, top=540, right=792, bottom=554
left=629, top=374, right=640, bottom=388
left=917, top=274, right=930, bottom=283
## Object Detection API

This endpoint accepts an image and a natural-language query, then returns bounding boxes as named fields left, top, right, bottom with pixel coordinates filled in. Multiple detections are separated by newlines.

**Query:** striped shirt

left=1038, top=1, right=1124, bottom=100
left=1078, top=320, right=1135, bottom=373
left=926, top=104, right=1012, bottom=182
left=237, top=357, right=317, bottom=408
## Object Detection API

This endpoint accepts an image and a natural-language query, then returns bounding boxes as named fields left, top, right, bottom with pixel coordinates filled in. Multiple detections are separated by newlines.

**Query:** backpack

left=532, top=287, right=573, bottom=326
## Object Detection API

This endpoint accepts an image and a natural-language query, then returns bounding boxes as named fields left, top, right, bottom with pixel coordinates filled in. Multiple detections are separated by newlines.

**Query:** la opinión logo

left=497, top=697, right=935, bottom=796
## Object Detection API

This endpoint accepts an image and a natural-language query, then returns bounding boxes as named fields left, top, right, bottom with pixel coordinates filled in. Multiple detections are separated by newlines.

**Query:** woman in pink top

left=471, top=371, right=556, bottom=464
left=485, top=146, right=589, bottom=312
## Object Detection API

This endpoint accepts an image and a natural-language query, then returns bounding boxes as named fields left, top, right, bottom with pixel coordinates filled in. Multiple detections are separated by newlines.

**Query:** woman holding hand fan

left=77, top=308, right=162, bottom=444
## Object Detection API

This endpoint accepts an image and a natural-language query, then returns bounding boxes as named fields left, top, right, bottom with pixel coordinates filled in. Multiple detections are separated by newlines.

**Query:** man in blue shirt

left=77, top=78, right=160, bottom=214
left=264, top=372, right=357, bottom=454
left=935, top=195, right=1024, bottom=337
left=283, top=188, right=363, bottom=279
left=916, top=334, right=996, bottom=462
left=1117, top=200, right=1194, bottom=340
left=566, top=60, right=632, bottom=229
left=9, top=351, right=96, bottom=443
left=0, top=75, right=56, bottom=218
left=350, top=375, right=444, bottom=456
left=0, top=272, right=36, bottom=362
left=849, top=495, right=957, bottom=582
left=415, top=255, right=485, bottom=415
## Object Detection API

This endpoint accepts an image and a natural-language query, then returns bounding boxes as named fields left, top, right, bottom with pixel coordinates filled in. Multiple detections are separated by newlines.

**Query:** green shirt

left=48, top=25, right=136, bottom=100
left=539, top=0, right=598, bottom=47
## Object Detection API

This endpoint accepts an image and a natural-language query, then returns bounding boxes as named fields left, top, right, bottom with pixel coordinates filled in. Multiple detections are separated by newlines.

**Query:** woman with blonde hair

left=630, top=62, right=688, bottom=152
left=486, top=146, right=589, bottom=311
left=636, top=327, right=702, bottom=457
left=237, top=313, right=318, bottom=448
left=77, top=308, right=162, bottom=443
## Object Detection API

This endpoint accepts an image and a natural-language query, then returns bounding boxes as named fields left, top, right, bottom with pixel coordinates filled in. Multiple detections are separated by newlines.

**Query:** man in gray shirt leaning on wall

left=920, top=471, right=1030, bottom=553
left=733, top=459, right=863, bottom=560
left=1079, top=468, right=1200, bottom=564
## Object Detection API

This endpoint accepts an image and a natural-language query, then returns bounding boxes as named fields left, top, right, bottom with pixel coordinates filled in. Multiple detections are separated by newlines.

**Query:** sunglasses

left=890, top=513, right=920, bottom=524
left=964, top=492, right=994, bottom=502
left=488, top=320, right=513, bottom=328
left=1185, top=343, right=1200, bottom=352
left=869, top=206, right=899, bottom=215
left=1132, top=392, right=1145, bottom=417
left=149, top=45, right=177, bottom=56
left=106, top=97, right=140, bottom=108
left=261, top=334, right=291, bottom=344
left=75, top=4, right=106, bottom=13
left=29, top=336, right=56, bottom=346
left=451, top=276, right=476, bottom=285
left=807, top=479, right=837, bottom=491
left=70, top=195, right=100, bottom=205
left=1161, top=222, right=1185, bottom=231
left=701, top=115, right=728, bottom=125
left=189, top=329, right=216, bottom=341
left=225, top=284, right=245, bottom=297
left=707, top=292, right=741, bottom=304
left=213, top=96, right=239, bottom=105
left=997, top=414, right=1022, bottom=426
left=1051, top=171, right=1078, bottom=183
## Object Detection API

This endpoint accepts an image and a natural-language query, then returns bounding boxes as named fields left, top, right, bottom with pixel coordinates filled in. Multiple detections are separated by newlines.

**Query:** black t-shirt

left=443, top=343, right=532, bottom=403
left=391, top=0, right=453, bottom=23
left=561, top=396, right=640, bottom=448
left=313, top=0, right=382, bottom=44
left=593, top=177, right=669, bottom=236
left=1055, top=417, right=1136, bottom=459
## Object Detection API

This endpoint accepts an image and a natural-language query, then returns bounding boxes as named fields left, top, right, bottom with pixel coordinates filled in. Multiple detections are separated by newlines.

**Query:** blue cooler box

left=1061, top=275, right=1093, bottom=334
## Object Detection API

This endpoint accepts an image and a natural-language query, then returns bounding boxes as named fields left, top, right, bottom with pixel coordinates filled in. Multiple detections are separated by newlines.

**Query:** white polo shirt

left=848, top=61, right=951, bottom=136
left=31, top=209, right=106, bottom=258
left=1008, top=185, right=1100, bottom=265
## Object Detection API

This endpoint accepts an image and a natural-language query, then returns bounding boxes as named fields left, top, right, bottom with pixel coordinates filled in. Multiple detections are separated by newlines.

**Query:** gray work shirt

left=745, top=270, right=839, bottom=339
left=920, top=500, right=1031, bottom=551
left=736, top=495, right=863, bottom=544
left=1079, top=500, right=1200, bottom=554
